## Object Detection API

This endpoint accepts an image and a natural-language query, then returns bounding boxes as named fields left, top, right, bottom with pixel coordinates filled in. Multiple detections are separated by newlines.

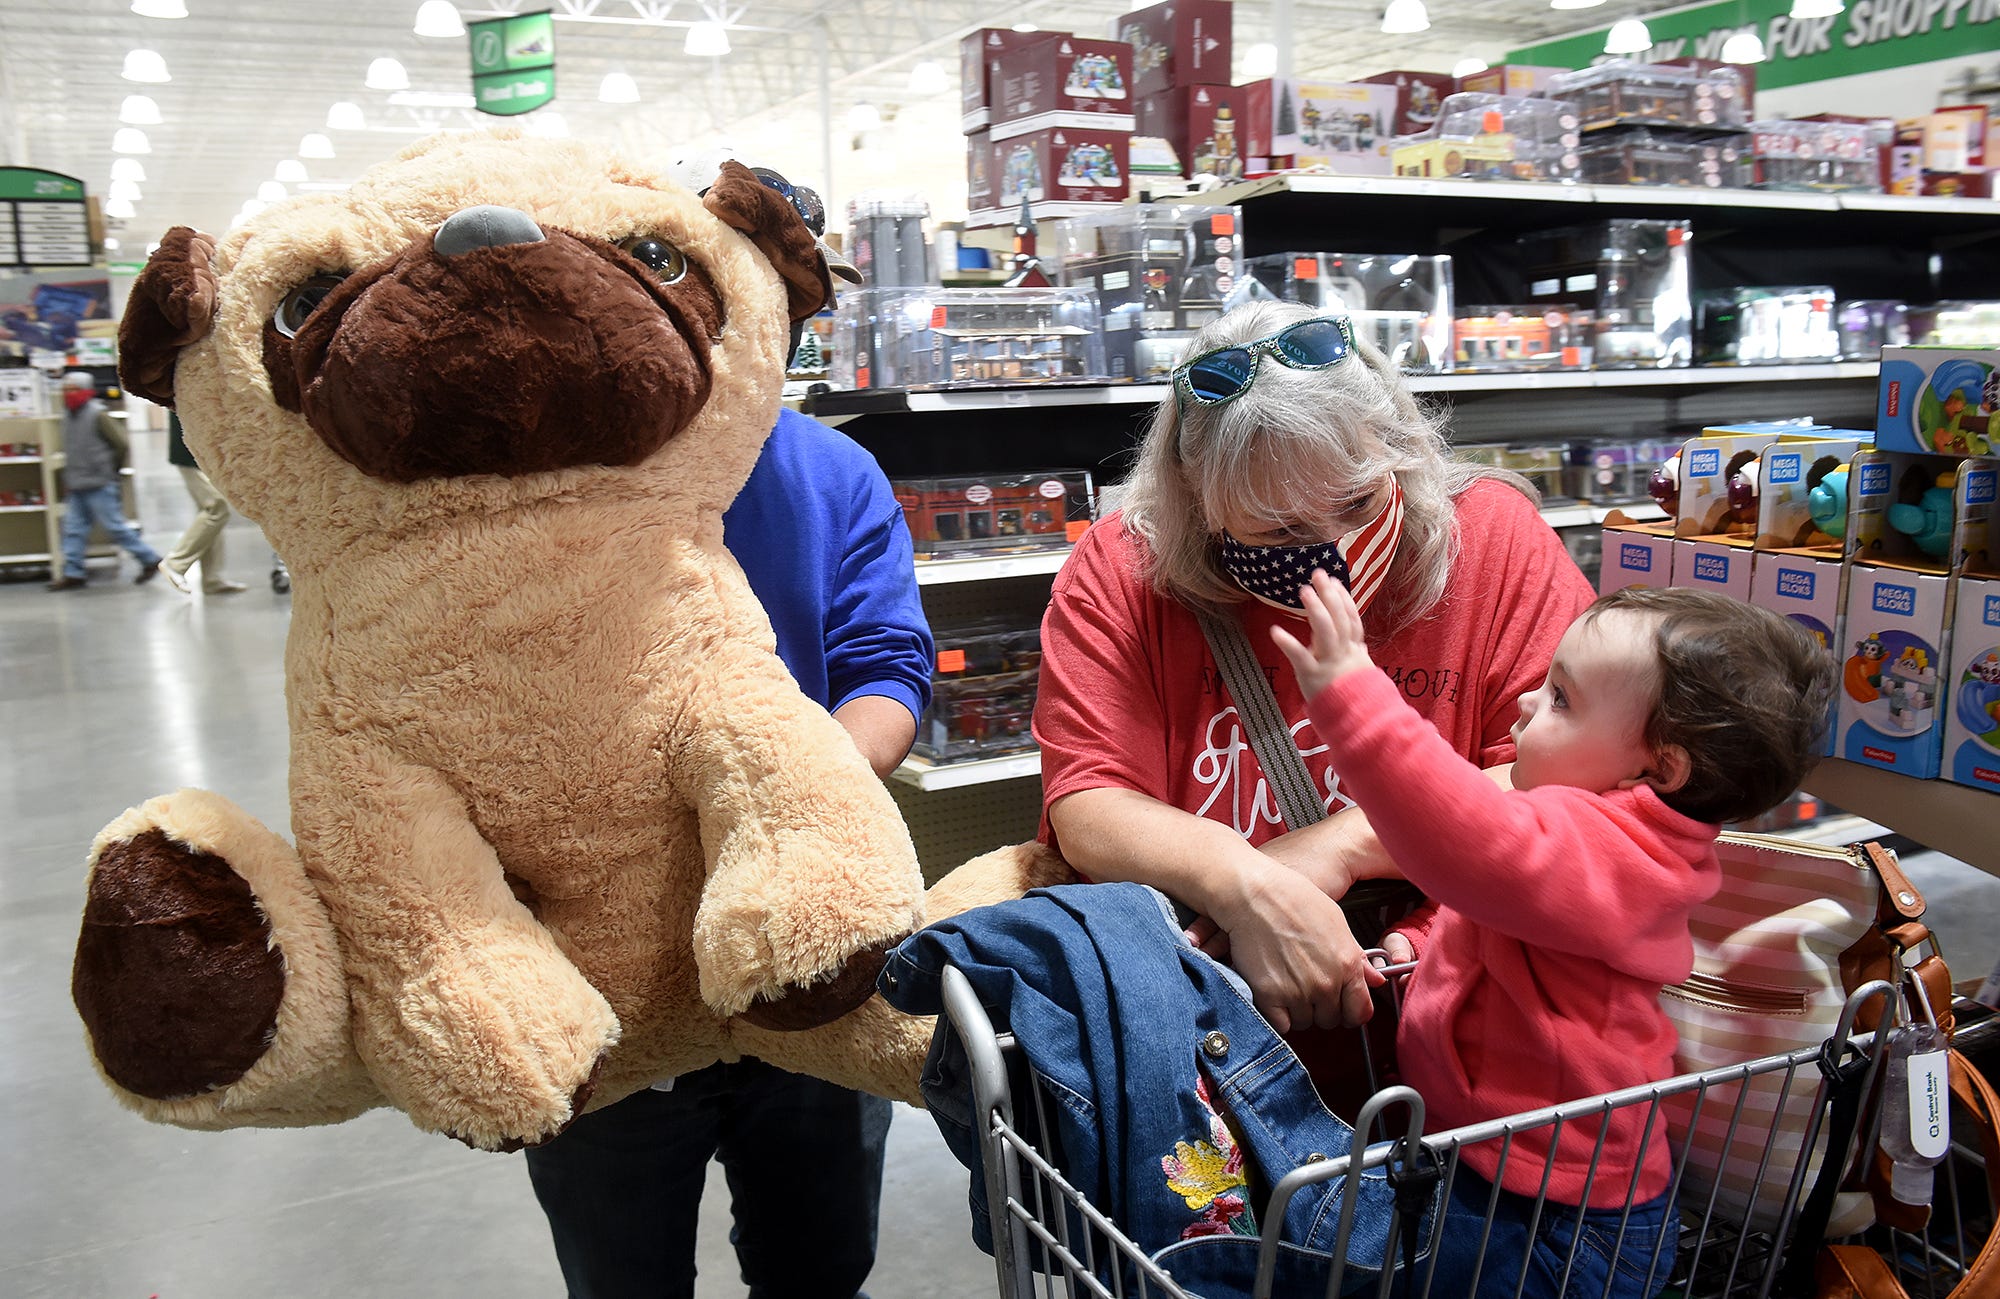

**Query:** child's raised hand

left=1270, top=569, right=1375, bottom=700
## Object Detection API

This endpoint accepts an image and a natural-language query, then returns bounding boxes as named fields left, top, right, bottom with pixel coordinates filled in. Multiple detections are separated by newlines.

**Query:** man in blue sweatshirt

left=524, top=166, right=934, bottom=1299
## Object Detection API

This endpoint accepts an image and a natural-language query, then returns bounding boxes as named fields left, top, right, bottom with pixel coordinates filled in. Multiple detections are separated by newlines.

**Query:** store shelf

left=0, top=504, right=46, bottom=513
left=1802, top=759, right=2000, bottom=878
left=0, top=551, right=51, bottom=563
left=1540, top=502, right=1665, bottom=529
left=892, top=749, right=1042, bottom=791
left=915, top=549, right=1071, bottom=585
left=804, top=383, right=1167, bottom=419
left=0, top=455, right=42, bottom=464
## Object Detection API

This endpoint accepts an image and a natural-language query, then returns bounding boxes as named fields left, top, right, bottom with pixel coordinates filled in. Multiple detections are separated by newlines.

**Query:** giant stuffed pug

left=72, top=130, right=1064, bottom=1151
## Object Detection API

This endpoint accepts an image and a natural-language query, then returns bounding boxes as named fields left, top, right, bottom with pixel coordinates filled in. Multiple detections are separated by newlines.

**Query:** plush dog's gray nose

left=434, top=205, right=546, bottom=256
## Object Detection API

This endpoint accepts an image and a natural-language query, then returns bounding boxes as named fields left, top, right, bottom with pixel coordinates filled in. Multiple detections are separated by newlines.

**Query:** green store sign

left=0, top=167, right=85, bottom=201
left=1510, top=0, right=2000, bottom=91
left=469, top=9, right=556, bottom=116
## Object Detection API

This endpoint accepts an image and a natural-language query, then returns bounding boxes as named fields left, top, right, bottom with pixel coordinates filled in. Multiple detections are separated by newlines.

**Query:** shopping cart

left=938, top=964, right=1998, bottom=1299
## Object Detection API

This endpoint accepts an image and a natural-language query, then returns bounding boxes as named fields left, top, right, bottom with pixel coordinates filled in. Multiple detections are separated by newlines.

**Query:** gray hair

left=1122, top=299, right=1534, bottom=634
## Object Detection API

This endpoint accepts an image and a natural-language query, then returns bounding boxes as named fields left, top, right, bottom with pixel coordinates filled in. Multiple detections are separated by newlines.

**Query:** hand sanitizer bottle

left=1879, top=1021, right=1951, bottom=1207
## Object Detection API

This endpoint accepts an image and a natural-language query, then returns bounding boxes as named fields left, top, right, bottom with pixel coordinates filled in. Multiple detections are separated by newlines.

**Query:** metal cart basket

left=938, top=964, right=1997, bottom=1299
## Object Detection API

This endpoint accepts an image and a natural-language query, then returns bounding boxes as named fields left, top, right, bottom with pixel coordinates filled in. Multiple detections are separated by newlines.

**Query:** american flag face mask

left=1216, top=480, right=1405, bottom=615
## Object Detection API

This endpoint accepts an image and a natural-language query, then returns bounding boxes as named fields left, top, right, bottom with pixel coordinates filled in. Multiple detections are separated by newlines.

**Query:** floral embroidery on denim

left=1163, top=1074, right=1257, bottom=1239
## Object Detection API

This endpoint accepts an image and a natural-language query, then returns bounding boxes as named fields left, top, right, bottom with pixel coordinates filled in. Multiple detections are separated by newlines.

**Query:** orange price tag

left=1065, top=519, right=1090, bottom=542
left=937, top=649, right=968, bottom=673
left=930, top=305, right=948, bottom=328
left=1293, top=257, right=1318, bottom=279
left=1560, top=347, right=1582, bottom=367
left=1212, top=213, right=1236, bottom=235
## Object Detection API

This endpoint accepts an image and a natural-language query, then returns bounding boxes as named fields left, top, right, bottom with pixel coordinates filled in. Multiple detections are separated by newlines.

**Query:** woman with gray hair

left=1033, top=300, right=1594, bottom=1046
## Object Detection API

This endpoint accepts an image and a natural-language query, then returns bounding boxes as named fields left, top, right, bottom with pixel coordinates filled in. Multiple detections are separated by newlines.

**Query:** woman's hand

left=1205, top=866, right=1383, bottom=1033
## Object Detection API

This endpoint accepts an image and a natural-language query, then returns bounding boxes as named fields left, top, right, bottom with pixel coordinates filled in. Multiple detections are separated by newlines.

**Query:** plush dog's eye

left=620, top=236, right=687, bottom=284
left=272, top=274, right=349, bottom=339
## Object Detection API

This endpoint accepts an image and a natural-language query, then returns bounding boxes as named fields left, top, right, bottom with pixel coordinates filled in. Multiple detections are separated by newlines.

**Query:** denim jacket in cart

left=878, top=883, right=1437, bottom=1299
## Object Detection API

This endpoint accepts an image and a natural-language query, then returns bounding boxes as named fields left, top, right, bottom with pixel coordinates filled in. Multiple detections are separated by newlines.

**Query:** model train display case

left=831, top=287, right=1108, bottom=391
left=892, top=469, right=1098, bottom=559
left=913, top=623, right=1046, bottom=764
left=1693, top=286, right=1841, bottom=366
left=1518, top=219, right=1693, bottom=370
left=1238, top=252, right=1454, bottom=374
left=1450, top=304, right=1593, bottom=372
left=1545, top=61, right=1750, bottom=136
left=1576, top=130, right=1752, bottom=189
left=1054, top=203, right=1243, bottom=381
left=1390, top=93, right=1582, bottom=184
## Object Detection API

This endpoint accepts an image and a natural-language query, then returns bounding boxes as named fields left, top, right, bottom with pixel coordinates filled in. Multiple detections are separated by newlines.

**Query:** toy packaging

left=1134, top=84, right=1249, bottom=183
left=1115, top=0, right=1232, bottom=100
left=1279, top=80, right=1400, bottom=175
left=1056, top=204, right=1241, bottom=380
left=1359, top=70, right=1457, bottom=137
left=832, top=286, right=1107, bottom=390
left=1693, top=287, right=1839, bottom=366
left=846, top=193, right=931, bottom=288
left=993, top=37, right=1135, bottom=140
left=1835, top=300, right=1910, bottom=361
left=993, top=127, right=1130, bottom=209
left=1748, top=120, right=1882, bottom=192
left=1942, top=459, right=2000, bottom=791
left=1599, top=516, right=1675, bottom=594
left=892, top=470, right=1098, bottom=559
left=1913, top=304, right=2000, bottom=348
left=1544, top=61, right=1749, bottom=134
left=915, top=623, right=1046, bottom=763
left=1751, top=551, right=1846, bottom=754
left=1577, top=131, right=1751, bottom=189
left=1450, top=305, right=1592, bottom=372
left=1454, top=64, right=1565, bottom=98
left=1237, top=252, right=1453, bottom=374
left=962, top=28, right=1062, bottom=132
left=1519, top=220, right=1692, bottom=369
left=1391, top=93, right=1581, bottom=183
left=1876, top=345, right=1999, bottom=456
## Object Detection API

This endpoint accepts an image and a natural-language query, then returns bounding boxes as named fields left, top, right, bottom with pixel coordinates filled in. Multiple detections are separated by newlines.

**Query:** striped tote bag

left=1658, top=834, right=1926, bottom=1235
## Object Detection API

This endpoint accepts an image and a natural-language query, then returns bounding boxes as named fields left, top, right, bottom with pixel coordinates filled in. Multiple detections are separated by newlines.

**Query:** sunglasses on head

left=749, top=166, right=827, bottom=238
left=1172, top=315, right=1356, bottom=408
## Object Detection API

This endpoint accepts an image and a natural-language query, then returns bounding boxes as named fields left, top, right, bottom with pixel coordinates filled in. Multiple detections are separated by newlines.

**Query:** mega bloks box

left=962, top=28, right=1062, bottom=131
left=1115, top=0, right=1232, bottom=100
left=1135, top=84, right=1249, bottom=182
left=1599, top=517, right=1674, bottom=594
left=995, top=127, right=1131, bottom=207
left=1876, top=346, right=1999, bottom=456
left=1359, top=70, right=1457, bottom=137
left=1750, top=551, right=1845, bottom=754
left=1673, top=537, right=1755, bottom=600
left=1836, top=565, right=1950, bottom=776
left=1941, top=458, right=2000, bottom=790
left=993, top=37, right=1136, bottom=141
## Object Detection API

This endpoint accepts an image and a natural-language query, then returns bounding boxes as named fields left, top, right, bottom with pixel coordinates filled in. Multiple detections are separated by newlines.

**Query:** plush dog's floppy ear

left=118, top=226, right=220, bottom=407
left=702, top=161, right=835, bottom=326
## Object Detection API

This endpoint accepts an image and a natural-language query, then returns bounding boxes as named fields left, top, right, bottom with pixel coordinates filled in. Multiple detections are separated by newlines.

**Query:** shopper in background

left=1033, top=299, right=1595, bottom=1048
left=158, top=410, right=247, bottom=595
left=48, top=370, right=160, bottom=591
left=524, top=163, right=929, bottom=1299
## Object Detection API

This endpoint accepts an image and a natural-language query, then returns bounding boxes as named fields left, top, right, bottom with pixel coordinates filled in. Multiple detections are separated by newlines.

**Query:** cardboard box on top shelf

left=1359, top=70, right=1458, bottom=137
left=1876, top=345, right=1999, bottom=457
left=1116, top=0, right=1232, bottom=100
left=992, top=36, right=1137, bottom=141
left=1834, top=448, right=1989, bottom=777
left=1276, top=80, right=1399, bottom=175
left=993, top=127, right=1131, bottom=209
left=1926, top=105, right=1988, bottom=171
left=1135, top=84, right=1250, bottom=182
left=1658, top=57, right=1757, bottom=105
left=1743, top=435, right=1870, bottom=754
left=962, top=28, right=1063, bottom=133
left=1942, top=458, right=2000, bottom=791
left=965, top=130, right=998, bottom=216
left=1455, top=64, right=1564, bottom=97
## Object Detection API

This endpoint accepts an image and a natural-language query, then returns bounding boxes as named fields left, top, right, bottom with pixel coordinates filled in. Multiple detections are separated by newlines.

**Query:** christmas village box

left=1249, top=80, right=1398, bottom=175
left=962, top=28, right=1059, bottom=131
left=996, top=128, right=1131, bottom=208
left=1135, top=84, right=1250, bottom=182
left=1116, top=0, right=1232, bottom=100
left=993, top=37, right=1136, bottom=140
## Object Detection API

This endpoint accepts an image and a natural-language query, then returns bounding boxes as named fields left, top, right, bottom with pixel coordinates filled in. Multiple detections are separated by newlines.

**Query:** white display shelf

left=1802, top=759, right=2000, bottom=878
left=0, top=503, right=46, bottom=513
left=892, top=749, right=1043, bottom=791
left=0, top=455, right=43, bottom=464
left=915, top=549, right=1072, bottom=585
left=1540, top=503, right=1665, bottom=529
left=1836, top=193, right=2000, bottom=217
left=1195, top=173, right=1996, bottom=217
left=0, top=551, right=52, bottom=563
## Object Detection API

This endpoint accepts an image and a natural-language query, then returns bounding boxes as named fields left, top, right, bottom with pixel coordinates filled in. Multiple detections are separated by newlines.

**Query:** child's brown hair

left=1589, top=587, right=1838, bottom=825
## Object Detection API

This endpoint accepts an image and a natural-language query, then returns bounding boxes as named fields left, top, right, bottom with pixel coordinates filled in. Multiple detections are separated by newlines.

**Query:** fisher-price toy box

left=1942, top=459, right=2000, bottom=791
left=1834, top=449, right=1980, bottom=777
left=1875, top=346, right=1999, bottom=456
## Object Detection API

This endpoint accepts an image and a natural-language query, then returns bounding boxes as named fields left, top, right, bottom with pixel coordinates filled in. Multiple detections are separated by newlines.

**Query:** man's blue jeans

left=1424, top=1169, right=1677, bottom=1299
left=61, top=483, right=160, bottom=579
left=524, top=1058, right=891, bottom=1299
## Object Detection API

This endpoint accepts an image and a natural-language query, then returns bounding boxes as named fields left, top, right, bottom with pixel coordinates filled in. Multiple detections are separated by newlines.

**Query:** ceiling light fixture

left=1549, top=0, right=1606, bottom=9
left=327, top=101, right=367, bottom=131
left=104, top=198, right=136, bottom=219
left=366, top=57, right=411, bottom=91
left=299, top=132, right=336, bottom=158
left=847, top=102, right=883, bottom=132
left=1381, top=0, right=1430, bottom=35
left=413, top=0, right=465, bottom=37
left=1719, top=29, right=1767, bottom=61
left=1790, top=0, right=1844, bottom=15
left=527, top=111, right=570, bottom=138
left=908, top=60, right=949, bottom=96
left=118, top=94, right=162, bottom=125
left=685, top=21, right=730, bottom=56
left=111, top=158, right=147, bottom=183
left=275, top=159, right=309, bottom=183
left=387, top=89, right=478, bottom=108
left=1011, top=22, right=1038, bottom=32
left=599, top=71, right=640, bottom=103
left=1451, top=57, right=1489, bottom=78
left=240, top=199, right=267, bottom=219
left=112, top=127, right=152, bottom=154
left=109, top=179, right=143, bottom=204
left=1241, top=43, right=1278, bottom=80
left=131, top=0, right=188, bottom=17
left=103, top=237, right=120, bottom=251
left=257, top=180, right=288, bottom=203
left=1603, top=17, right=1653, bottom=53
left=121, top=49, right=171, bottom=83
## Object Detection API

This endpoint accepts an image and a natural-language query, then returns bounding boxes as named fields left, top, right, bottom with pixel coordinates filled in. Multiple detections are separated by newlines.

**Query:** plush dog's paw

left=737, top=937, right=901, bottom=1032
left=72, top=791, right=377, bottom=1128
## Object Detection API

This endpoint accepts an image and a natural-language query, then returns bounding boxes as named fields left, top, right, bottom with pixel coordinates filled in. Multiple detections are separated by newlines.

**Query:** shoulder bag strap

left=1193, top=606, right=1327, bottom=833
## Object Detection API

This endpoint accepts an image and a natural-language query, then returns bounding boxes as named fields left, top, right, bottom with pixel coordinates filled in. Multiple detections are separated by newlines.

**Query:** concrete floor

left=4, top=434, right=1996, bottom=1297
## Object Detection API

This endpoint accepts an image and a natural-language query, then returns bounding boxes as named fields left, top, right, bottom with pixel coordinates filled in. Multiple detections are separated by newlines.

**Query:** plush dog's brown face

left=118, top=133, right=831, bottom=521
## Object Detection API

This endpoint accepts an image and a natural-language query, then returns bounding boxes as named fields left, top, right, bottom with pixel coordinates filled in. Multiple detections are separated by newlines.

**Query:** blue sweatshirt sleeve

left=827, top=490, right=934, bottom=721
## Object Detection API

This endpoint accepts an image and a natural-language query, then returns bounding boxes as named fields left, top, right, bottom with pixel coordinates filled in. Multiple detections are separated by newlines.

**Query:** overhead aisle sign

left=0, top=169, right=93, bottom=268
left=1510, top=0, right=2000, bottom=90
left=469, top=9, right=557, bottom=116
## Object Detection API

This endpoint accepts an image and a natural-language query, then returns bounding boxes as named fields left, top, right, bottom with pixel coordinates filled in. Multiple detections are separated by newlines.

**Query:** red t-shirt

left=1034, top=478, right=1596, bottom=845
